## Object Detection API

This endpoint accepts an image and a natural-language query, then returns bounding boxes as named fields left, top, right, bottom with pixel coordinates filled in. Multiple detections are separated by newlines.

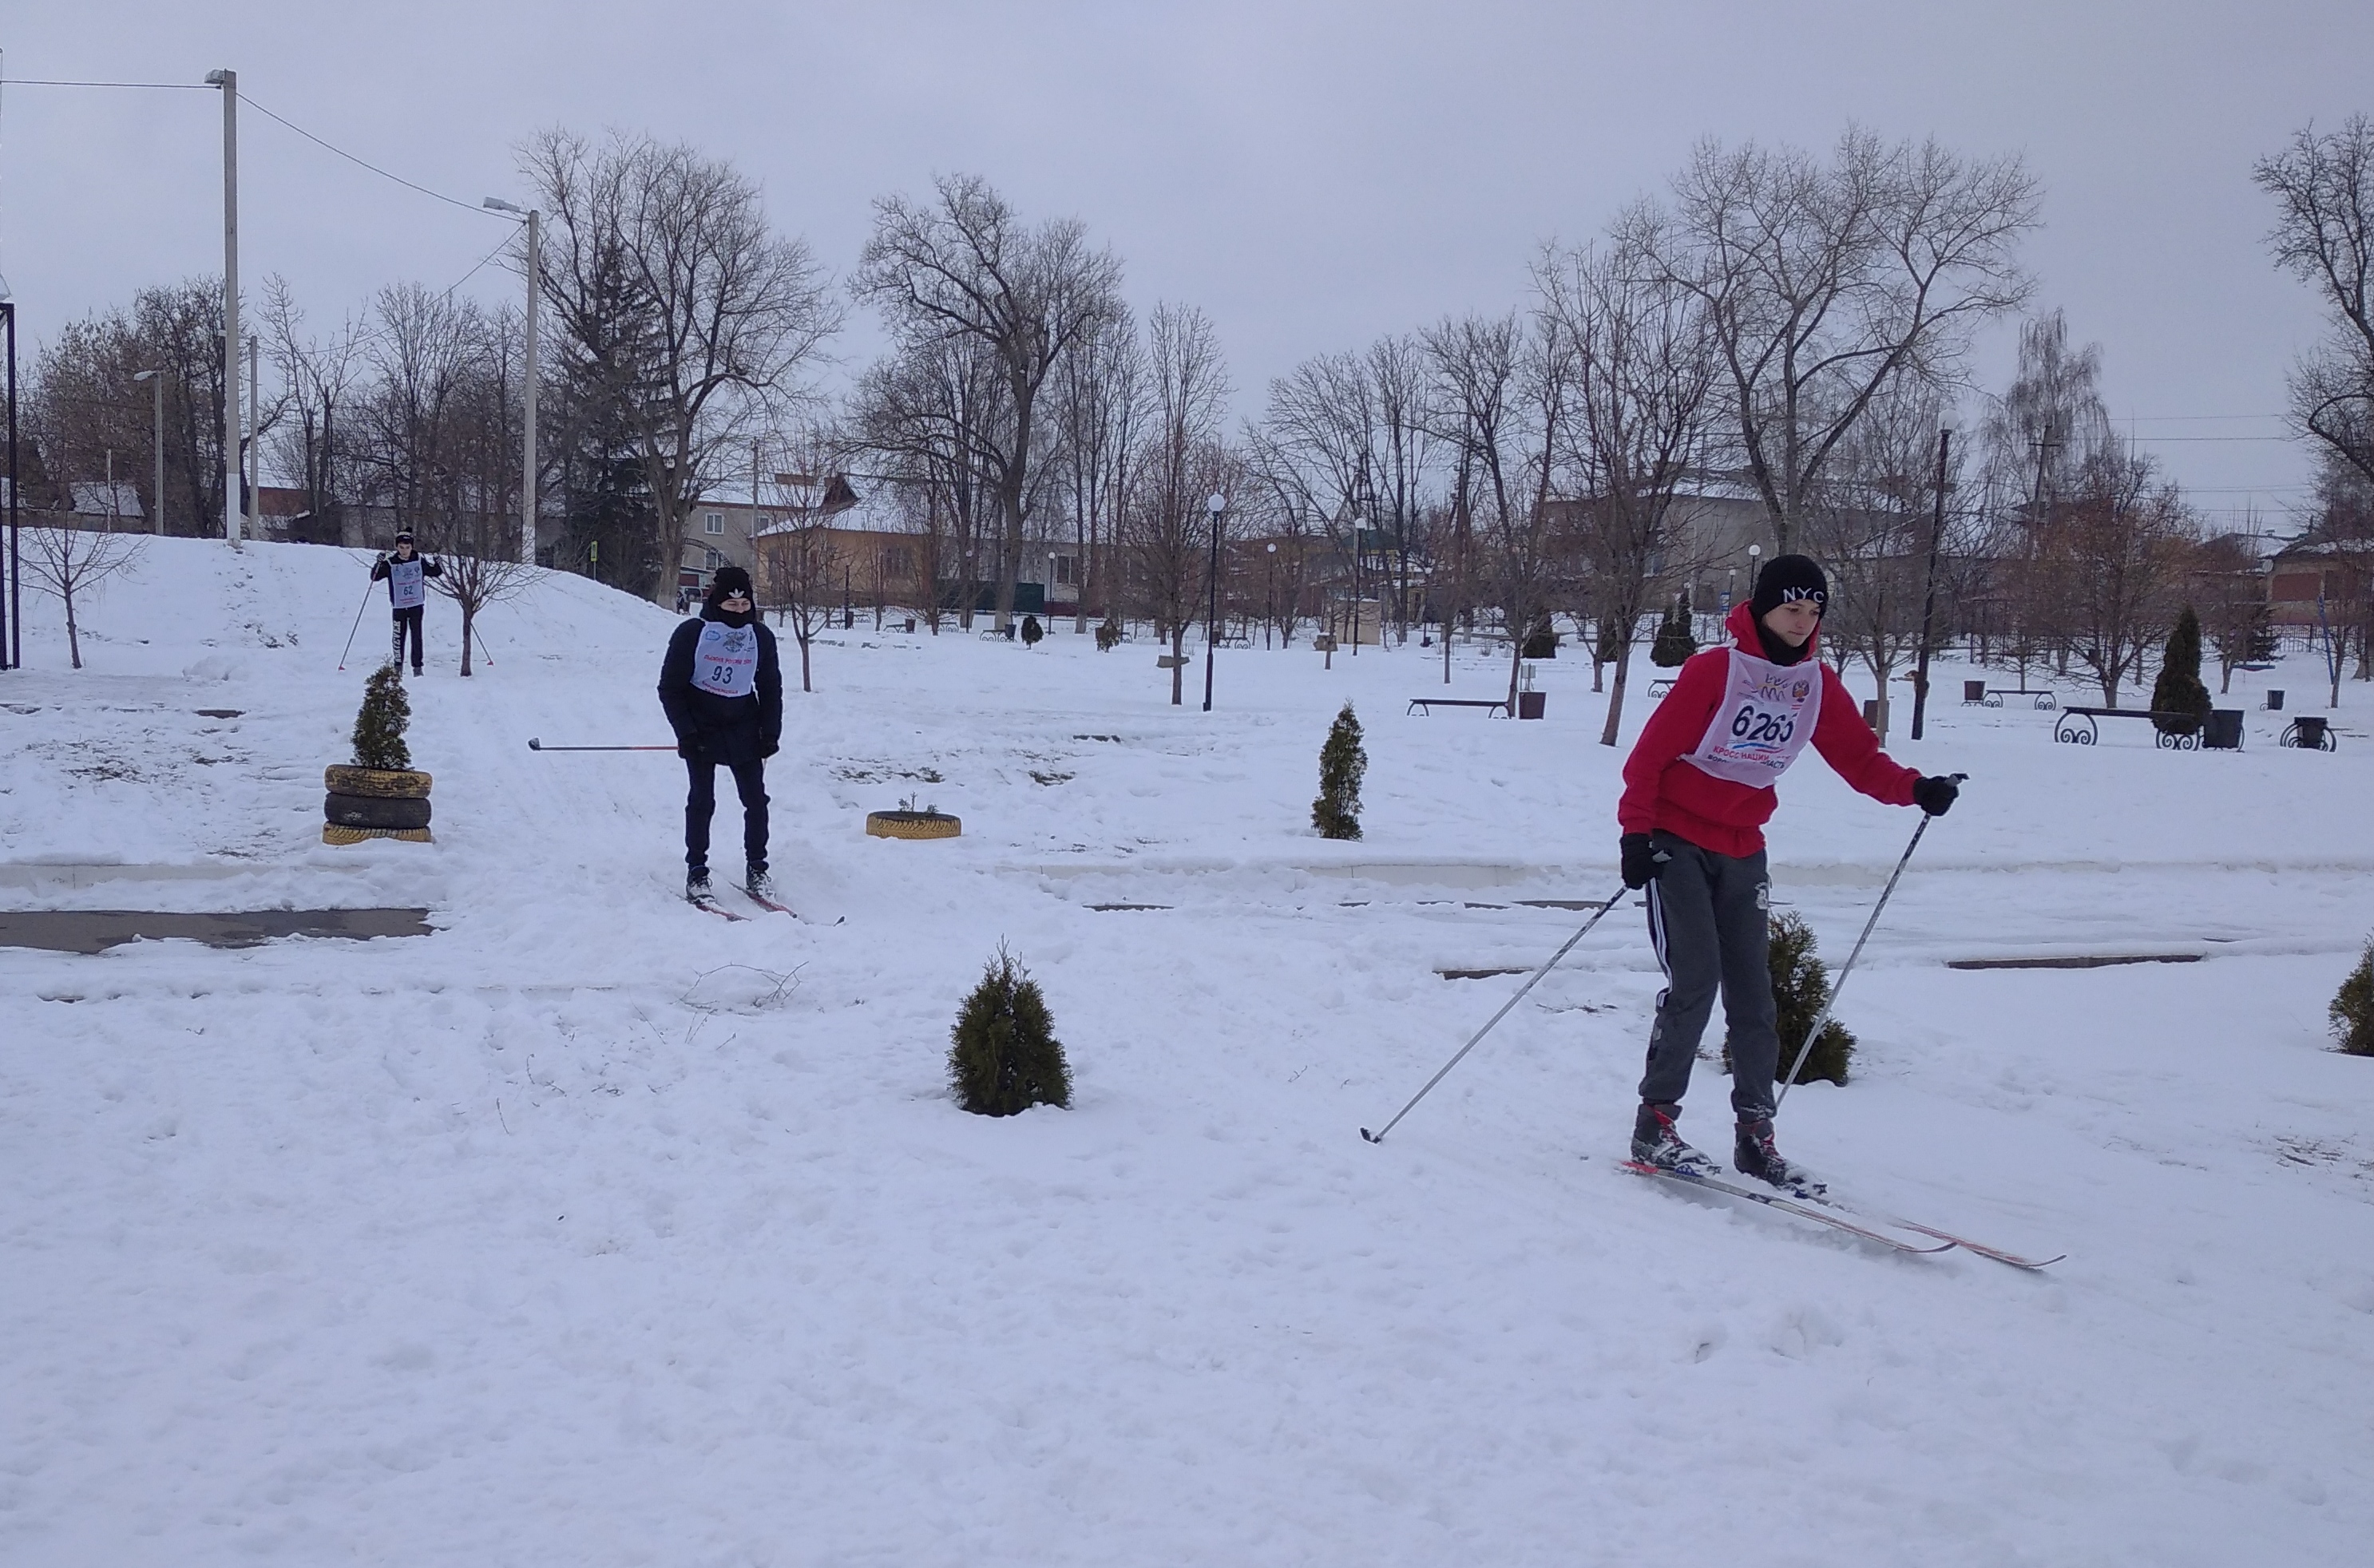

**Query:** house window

left=704, top=512, right=724, bottom=536
left=706, top=548, right=723, bottom=571
left=883, top=546, right=913, bottom=579
left=1053, top=553, right=1079, bottom=586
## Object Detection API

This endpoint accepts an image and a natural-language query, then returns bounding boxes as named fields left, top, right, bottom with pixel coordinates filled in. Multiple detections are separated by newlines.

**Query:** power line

left=236, top=92, right=497, bottom=218
left=0, top=77, right=212, bottom=90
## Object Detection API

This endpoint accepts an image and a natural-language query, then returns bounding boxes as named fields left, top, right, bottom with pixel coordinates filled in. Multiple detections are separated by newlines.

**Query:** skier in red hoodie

left=1619, top=553, right=1959, bottom=1192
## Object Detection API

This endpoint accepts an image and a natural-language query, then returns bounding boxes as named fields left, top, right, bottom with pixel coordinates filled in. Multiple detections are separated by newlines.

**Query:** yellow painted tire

left=323, top=824, right=434, bottom=845
left=324, top=765, right=433, bottom=798
left=866, top=810, right=961, bottom=840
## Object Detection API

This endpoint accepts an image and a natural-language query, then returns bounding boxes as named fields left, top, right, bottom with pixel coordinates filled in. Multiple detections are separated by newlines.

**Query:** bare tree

left=1424, top=311, right=1575, bottom=711
left=525, top=129, right=839, bottom=605
left=2050, top=441, right=2194, bottom=707
left=29, top=279, right=232, bottom=538
left=1126, top=303, right=1232, bottom=703
left=1048, top=309, right=1145, bottom=633
left=1633, top=127, right=2039, bottom=551
left=23, top=523, right=144, bottom=669
left=1538, top=240, right=1722, bottom=744
left=847, top=333, right=1006, bottom=628
left=853, top=174, right=1124, bottom=632
left=2256, top=115, right=2374, bottom=488
left=260, top=275, right=366, bottom=541
left=1801, top=380, right=1960, bottom=737
left=1240, top=421, right=1322, bottom=647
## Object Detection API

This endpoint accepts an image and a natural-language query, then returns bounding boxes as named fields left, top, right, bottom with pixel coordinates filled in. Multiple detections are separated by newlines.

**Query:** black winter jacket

left=658, top=608, right=783, bottom=766
left=370, top=552, right=443, bottom=601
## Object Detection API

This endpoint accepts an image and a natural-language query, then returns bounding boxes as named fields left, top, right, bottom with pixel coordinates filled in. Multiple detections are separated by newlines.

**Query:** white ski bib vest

left=691, top=621, right=759, bottom=699
left=1681, top=647, right=1823, bottom=787
left=389, top=557, right=426, bottom=610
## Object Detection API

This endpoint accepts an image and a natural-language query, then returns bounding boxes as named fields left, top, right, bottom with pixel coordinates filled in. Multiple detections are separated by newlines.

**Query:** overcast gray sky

left=6, top=0, right=2370, bottom=532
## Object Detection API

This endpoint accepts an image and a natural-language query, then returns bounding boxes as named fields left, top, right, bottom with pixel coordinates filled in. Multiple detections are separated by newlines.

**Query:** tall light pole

left=1909, top=411, right=1960, bottom=741
left=1203, top=491, right=1226, bottom=711
left=133, top=371, right=165, bottom=534
left=204, top=70, right=241, bottom=544
left=483, top=199, right=541, bottom=568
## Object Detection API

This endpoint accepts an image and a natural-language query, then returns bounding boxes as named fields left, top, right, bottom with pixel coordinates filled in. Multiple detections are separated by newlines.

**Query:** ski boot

left=686, top=866, right=715, bottom=901
left=744, top=865, right=778, bottom=904
left=1734, top=1115, right=1825, bottom=1198
left=1631, top=1101, right=1718, bottom=1176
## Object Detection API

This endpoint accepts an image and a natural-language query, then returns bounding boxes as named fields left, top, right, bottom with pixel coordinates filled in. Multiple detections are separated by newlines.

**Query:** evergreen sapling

left=1729, top=912, right=1855, bottom=1085
left=1651, top=592, right=1698, bottom=667
left=2332, top=938, right=2374, bottom=1056
left=949, top=944, right=1072, bottom=1115
left=2150, top=604, right=2213, bottom=738
left=351, top=663, right=413, bottom=771
left=1312, top=700, right=1366, bottom=840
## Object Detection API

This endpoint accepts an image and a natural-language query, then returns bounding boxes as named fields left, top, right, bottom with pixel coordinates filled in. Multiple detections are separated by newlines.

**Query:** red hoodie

left=1618, top=600, right=1919, bottom=858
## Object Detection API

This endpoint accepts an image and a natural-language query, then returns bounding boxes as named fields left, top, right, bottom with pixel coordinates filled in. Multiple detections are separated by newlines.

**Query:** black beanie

left=1750, top=554, right=1828, bottom=620
left=706, top=565, right=755, bottom=606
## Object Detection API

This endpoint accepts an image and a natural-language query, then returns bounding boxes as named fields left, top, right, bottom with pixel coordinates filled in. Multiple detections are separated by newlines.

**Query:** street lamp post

left=1203, top=492, right=1226, bottom=711
left=1909, top=413, right=1960, bottom=741
left=483, top=199, right=541, bottom=568
left=1265, top=540, right=1278, bottom=650
left=133, top=370, right=165, bottom=534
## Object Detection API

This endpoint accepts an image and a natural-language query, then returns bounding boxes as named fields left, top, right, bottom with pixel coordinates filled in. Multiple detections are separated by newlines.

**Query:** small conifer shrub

left=351, top=663, right=413, bottom=770
left=2150, top=604, right=2213, bottom=737
left=1651, top=593, right=1699, bottom=668
left=2332, top=938, right=2374, bottom=1057
left=1312, top=700, right=1366, bottom=840
left=1729, top=912, right=1855, bottom=1086
left=949, top=945, right=1072, bottom=1115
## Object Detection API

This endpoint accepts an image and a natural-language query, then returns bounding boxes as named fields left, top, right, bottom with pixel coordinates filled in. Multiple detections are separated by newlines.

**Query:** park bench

left=2053, top=707, right=2234, bottom=750
left=1965, top=679, right=2057, bottom=709
left=1407, top=696, right=1512, bottom=718
left=1646, top=678, right=1675, bottom=699
left=2280, top=715, right=2338, bottom=751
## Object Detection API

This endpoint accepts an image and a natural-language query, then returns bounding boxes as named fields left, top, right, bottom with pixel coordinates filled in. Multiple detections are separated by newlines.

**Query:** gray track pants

left=1638, top=830, right=1780, bottom=1120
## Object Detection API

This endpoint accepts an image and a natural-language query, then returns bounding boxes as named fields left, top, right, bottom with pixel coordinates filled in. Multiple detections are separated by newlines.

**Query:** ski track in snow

left=2, top=537, right=2370, bottom=1566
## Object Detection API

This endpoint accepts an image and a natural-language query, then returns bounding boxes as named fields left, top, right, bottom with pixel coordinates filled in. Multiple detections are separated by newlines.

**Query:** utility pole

left=205, top=69, right=241, bottom=544
left=135, top=371, right=165, bottom=533
left=485, top=200, right=541, bottom=567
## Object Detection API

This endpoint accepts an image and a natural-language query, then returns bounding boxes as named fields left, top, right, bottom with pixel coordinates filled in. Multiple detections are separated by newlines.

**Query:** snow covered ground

left=3, top=537, right=2371, bottom=1566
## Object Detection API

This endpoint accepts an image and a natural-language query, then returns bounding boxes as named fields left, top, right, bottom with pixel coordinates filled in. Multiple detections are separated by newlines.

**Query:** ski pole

left=472, top=622, right=496, bottom=668
left=526, top=737, right=677, bottom=752
left=1361, top=884, right=1631, bottom=1145
left=1775, top=774, right=1966, bottom=1108
left=335, top=578, right=376, bottom=670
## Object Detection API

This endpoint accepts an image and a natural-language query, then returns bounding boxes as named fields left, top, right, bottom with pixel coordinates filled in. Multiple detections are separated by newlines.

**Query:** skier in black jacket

left=657, top=565, right=784, bottom=901
left=370, top=532, right=444, bottom=675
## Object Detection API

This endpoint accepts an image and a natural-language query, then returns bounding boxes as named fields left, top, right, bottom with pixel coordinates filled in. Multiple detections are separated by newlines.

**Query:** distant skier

left=1619, top=554, right=1960, bottom=1191
left=658, top=565, right=783, bottom=904
left=370, top=532, right=443, bottom=676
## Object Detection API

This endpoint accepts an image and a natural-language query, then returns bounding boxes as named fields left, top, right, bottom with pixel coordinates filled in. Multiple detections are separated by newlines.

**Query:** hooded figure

left=658, top=565, right=785, bottom=901
left=1615, top=554, right=1960, bottom=1191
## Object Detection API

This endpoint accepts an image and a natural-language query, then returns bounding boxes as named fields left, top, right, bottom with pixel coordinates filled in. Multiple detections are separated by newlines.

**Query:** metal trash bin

left=2203, top=709, right=2244, bottom=750
left=1964, top=679, right=1987, bottom=703
left=1516, top=691, right=1546, bottom=720
left=2266, top=689, right=2284, bottom=711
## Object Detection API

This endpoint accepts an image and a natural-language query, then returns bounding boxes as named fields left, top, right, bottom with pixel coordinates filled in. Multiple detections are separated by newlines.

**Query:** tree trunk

left=799, top=629, right=814, bottom=693
left=1599, top=636, right=1637, bottom=747
left=65, top=584, right=83, bottom=670
left=459, top=604, right=476, bottom=676
left=1170, top=624, right=1187, bottom=705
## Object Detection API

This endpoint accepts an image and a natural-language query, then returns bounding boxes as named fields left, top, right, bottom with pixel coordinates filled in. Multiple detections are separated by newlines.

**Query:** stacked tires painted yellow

left=323, top=766, right=433, bottom=844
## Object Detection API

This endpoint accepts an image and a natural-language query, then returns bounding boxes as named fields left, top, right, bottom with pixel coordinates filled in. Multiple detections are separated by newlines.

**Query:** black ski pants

left=390, top=605, right=426, bottom=671
left=684, top=757, right=768, bottom=877
left=1638, top=830, right=1781, bottom=1121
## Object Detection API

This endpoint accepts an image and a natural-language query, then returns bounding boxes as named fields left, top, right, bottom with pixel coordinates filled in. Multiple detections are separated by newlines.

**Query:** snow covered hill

left=3, top=536, right=2371, bottom=1566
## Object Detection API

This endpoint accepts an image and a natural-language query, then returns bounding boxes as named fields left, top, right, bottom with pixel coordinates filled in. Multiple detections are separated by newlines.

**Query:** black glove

left=1912, top=774, right=1960, bottom=817
left=675, top=730, right=700, bottom=762
left=1620, top=833, right=1666, bottom=889
left=760, top=738, right=780, bottom=760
